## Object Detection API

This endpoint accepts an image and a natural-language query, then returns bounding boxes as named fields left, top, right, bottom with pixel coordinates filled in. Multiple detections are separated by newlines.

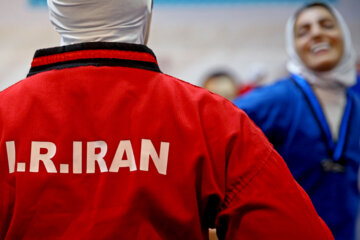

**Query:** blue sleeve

left=233, top=80, right=294, bottom=147
left=350, top=75, right=360, bottom=95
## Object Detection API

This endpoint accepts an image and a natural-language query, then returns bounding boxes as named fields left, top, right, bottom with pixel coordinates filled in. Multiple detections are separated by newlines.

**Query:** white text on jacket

left=6, top=140, right=170, bottom=175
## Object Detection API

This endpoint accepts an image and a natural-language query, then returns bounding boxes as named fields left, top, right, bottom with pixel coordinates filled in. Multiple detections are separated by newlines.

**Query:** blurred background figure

left=201, top=65, right=268, bottom=101
left=238, top=63, right=268, bottom=95
left=202, top=70, right=239, bottom=100
left=233, top=2, right=360, bottom=240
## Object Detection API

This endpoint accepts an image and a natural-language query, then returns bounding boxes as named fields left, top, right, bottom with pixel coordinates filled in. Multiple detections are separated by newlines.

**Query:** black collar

left=28, top=42, right=161, bottom=77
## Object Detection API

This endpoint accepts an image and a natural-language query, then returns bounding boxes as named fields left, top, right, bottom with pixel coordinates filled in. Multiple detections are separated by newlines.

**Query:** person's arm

left=214, top=109, right=333, bottom=239
left=0, top=166, right=15, bottom=239
left=216, top=150, right=333, bottom=239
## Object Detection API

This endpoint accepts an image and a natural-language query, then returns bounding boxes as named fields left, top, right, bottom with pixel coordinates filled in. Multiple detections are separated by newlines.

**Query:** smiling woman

left=294, top=5, right=344, bottom=72
left=286, top=2, right=357, bottom=88
left=233, top=2, right=360, bottom=240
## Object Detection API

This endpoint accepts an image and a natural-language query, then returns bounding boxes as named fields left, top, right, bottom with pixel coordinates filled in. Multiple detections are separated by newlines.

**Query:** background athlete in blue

left=233, top=2, right=360, bottom=240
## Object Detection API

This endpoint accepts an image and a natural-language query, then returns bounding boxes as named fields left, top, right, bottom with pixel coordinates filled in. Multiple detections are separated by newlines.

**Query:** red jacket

left=0, top=42, right=333, bottom=239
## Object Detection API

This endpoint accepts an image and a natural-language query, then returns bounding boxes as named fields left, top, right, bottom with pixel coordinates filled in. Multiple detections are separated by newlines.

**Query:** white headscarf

left=285, top=2, right=357, bottom=88
left=47, top=0, right=153, bottom=46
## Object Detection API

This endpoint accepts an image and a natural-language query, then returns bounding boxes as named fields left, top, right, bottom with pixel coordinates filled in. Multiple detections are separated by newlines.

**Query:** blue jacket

left=233, top=75, right=360, bottom=240
left=350, top=74, right=360, bottom=93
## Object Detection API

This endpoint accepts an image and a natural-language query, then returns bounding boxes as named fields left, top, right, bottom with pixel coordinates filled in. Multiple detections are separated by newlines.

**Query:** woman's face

left=294, top=6, right=344, bottom=72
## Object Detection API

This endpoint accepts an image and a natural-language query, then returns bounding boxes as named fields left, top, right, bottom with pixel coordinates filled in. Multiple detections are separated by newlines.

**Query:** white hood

left=47, top=0, right=153, bottom=46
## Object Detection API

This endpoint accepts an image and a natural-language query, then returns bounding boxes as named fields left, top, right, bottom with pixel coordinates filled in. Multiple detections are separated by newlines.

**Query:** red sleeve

left=200, top=99, right=334, bottom=239
left=216, top=149, right=334, bottom=239
left=0, top=178, right=15, bottom=239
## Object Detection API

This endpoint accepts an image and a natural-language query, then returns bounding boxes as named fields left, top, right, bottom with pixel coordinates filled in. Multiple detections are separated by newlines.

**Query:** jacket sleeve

left=206, top=100, right=334, bottom=239
left=0, top=104, right=15, bottom=239
left=0, top=134, right=16, bottom=239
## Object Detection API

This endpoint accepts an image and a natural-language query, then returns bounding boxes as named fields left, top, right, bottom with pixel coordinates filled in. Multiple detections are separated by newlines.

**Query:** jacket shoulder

left=233, top=77, right=299, bottom=112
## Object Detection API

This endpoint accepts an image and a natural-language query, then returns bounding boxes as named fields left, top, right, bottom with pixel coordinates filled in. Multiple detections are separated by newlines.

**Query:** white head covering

left=47, top=0, right=153, bottom=46
left=285, top=2, right=357, bottom=88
